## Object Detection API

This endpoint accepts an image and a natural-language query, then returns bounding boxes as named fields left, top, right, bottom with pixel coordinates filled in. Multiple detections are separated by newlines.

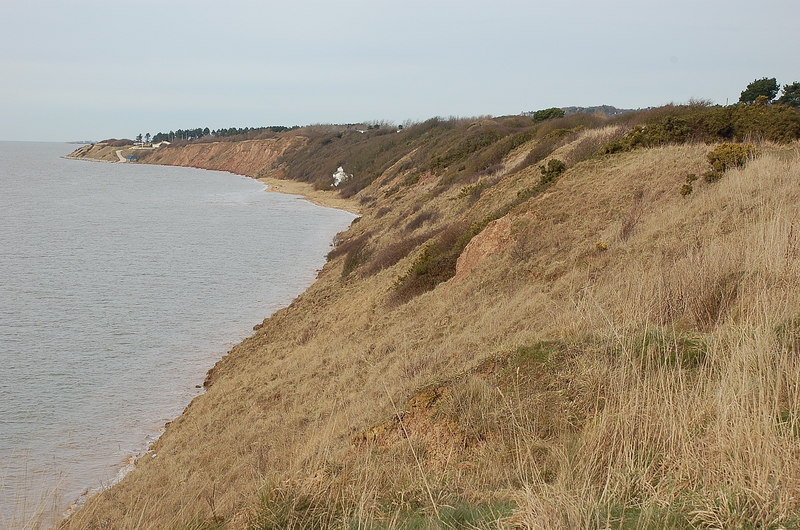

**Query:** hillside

left=66, top=135, right=302, bottom=177
left=62, top=104, right=800, bottom=529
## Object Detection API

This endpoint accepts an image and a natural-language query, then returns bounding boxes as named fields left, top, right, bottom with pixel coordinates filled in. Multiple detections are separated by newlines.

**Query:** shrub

left=539, top=159, right=566, bottom=184
left=326, top=232, right=371, bottom=261
left=516, top=127, right=585, bottom=172
left=531, top=107, right=566, bottom=122
left=341, top=242, right=370, bottom=279
left=429, top=128, right=504, bottom=174
left=602, top=104, right=800, bottom=154
left=391, top=212, right=508, bottom=304
left=391, top=224, right=472, bottom=303
left=706, top=143, right=758, bottom=172
left=457, top=182, right=486, bottom=202
left=680, top=173, right=697, bottom=196
left=402, top=172, right=421, bottom=187
left=466, top=129, right=536, bottom=174
left=362, top=233, right=431, bottom=276
left=603, top=117, right=693, bottom=153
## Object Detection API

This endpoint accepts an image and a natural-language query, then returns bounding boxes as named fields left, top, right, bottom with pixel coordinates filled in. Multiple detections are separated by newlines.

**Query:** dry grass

left=0, top=464, right=63, bottom=530
left=61, top=137, right=800, bottom=528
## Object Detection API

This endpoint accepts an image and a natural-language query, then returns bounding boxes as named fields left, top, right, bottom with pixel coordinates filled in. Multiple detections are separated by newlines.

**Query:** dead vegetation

left=60, top=105, right=800, bottom=528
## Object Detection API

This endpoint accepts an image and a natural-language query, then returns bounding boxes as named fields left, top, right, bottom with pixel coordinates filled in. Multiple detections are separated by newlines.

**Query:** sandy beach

left=256, top=176, right=360, bottom=215
left=67, top=141, right=361, bottom=216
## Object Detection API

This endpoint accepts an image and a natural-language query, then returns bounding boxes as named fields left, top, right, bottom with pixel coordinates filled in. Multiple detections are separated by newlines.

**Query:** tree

left=145, top=133, right=151, bottom=144
left=777, top=82, right=800, bottom=108
left=739, top=77, right=779, bottom=104
left=532, top=107, right=565, bottom=122
left=136, top=133, right=143, bottom=144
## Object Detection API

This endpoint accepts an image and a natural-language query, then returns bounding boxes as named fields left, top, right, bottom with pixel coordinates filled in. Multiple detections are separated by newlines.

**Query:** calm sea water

left=0, top=142, right=355, bottom=524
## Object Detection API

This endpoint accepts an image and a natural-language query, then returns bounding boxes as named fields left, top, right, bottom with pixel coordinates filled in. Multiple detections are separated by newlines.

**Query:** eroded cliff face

left=140, top=136, right=307, bottom=178
left=67, top=135, right=308, bottom=179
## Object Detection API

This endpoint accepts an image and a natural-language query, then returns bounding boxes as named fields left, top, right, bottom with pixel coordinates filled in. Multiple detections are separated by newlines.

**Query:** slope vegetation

left=63, top=105, right=800, bottom=529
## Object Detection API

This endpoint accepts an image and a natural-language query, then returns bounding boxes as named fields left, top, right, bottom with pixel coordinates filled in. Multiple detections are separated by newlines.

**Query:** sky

left=1, top=0, right=798, bottom=142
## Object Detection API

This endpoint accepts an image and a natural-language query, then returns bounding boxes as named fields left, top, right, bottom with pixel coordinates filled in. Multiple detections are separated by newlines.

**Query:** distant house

left=152, top=141, right=171, bottom=148
left=126, top=155, right=138, bottom=162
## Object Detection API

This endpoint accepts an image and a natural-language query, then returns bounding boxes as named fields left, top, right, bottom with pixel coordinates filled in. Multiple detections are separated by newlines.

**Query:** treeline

left=151, top=125, right=298, bottom=143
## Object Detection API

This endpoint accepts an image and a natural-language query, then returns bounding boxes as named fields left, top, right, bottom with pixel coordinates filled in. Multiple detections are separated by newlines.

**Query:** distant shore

left=66, top=143, right=361, bottom=216
left=54, top=148, right=358, bottom=526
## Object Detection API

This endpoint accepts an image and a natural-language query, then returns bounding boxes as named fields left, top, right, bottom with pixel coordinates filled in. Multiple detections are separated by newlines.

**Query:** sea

left=0, top=142, right=356, bottom=526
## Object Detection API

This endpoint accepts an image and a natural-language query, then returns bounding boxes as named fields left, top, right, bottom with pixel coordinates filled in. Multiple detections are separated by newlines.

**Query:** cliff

left=66, top=136, right=303, bottom=177
left=63, top=107, right=800, bottom=528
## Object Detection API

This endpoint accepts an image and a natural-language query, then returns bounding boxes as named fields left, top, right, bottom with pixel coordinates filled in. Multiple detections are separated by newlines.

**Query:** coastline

left=67, top=147, right=361, bottom=215
left=61, top=154, right=114, bottom=163
left=256, top=175, right=360, bottom=215
left=55, top=150, right=359, bottom=525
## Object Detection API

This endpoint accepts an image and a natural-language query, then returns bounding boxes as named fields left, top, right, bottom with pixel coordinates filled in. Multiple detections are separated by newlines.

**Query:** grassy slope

left=62, top=111, right=800, bottom=529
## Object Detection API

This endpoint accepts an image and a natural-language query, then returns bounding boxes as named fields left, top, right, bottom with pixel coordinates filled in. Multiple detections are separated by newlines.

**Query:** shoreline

left=67, top=150, right=361, bottom=215
left=56, top=151, right=358, bottom=525
left=256, top=175, right=360, bottom=215
left=61, top=154, right=114, bottom=163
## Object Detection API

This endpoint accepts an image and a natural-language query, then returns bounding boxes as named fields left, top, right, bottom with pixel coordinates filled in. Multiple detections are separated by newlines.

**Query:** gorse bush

left=703, top=143, right=759, bottom=182
left=540, top=159, right=566, bottom=184
left=680, top=173, right=698, bottom=196
left=603, top=104, right=800, bottom=154
left=707, top=143, right=759, bottom=172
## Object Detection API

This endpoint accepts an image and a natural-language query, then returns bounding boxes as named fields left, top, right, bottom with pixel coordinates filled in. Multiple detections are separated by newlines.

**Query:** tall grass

left=60, top=117, right=800, bottom=527
left=1, top=458, right=63, bottom=530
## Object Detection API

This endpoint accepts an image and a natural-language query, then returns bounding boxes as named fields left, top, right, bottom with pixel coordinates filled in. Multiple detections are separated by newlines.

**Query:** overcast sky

left=1, top=0, right=797, bottom=142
